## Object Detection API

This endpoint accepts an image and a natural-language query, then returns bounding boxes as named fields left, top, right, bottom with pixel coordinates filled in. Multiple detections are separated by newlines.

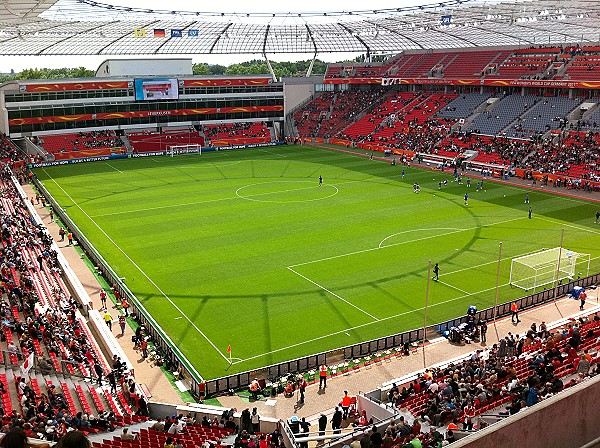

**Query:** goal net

left=166, top=144, right=202, bottom=156
left=510, top=247, right=590, bottom=291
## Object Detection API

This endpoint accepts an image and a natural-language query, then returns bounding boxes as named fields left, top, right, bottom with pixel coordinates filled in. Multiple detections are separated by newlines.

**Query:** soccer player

left=319, top=175, right=323, bottom=186
left=525, top=193, right=529, bottom=204
left=528, top=207, right=532, bottom=219
left=433, top=263, right=440, bottom=281
left=402, top=169, right=405, bottom=179
left=596, top=211, right=600, bottom=224
left=438, top=181, right=442, bottom=190
left=464, top=193, right=468, bottom=206
left=466, top=178, right=471, bottom=188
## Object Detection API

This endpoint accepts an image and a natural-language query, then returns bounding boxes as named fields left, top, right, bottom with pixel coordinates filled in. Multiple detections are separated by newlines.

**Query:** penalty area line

left=41, top=168, right=231, bottom=364
left=287, top=266, right=380, bottom=322
left=105, top=163, right=124, bottom=174
left=230, top=280, right=512, bottom=365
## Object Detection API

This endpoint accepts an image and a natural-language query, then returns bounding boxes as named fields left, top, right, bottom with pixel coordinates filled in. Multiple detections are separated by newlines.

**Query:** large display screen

left=134, top=78, right=179, bottom=101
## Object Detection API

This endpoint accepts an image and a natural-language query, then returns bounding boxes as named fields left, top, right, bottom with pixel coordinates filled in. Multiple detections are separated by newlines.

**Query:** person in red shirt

left=319, top=364, right=327, bottom=389
left=511, top=302, right=520, bottom=324
left=341, top=391, right=352, bottom=419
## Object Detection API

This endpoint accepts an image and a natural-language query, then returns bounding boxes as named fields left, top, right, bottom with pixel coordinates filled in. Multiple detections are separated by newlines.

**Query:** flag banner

left=188, top=29, right=199, bottom=37
left=21, top=352, right=34, bottom=376
left=134, top=28, right=146, bottom=37
left=171, top=29, right=183, bottom=38
left=441, top=15, right=452, bottom=26
left=154, top=29, right=166, bottom=38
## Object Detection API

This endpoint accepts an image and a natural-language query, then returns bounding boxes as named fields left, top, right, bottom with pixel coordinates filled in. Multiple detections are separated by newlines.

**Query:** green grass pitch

left=33, top=145, right=600, bottom=380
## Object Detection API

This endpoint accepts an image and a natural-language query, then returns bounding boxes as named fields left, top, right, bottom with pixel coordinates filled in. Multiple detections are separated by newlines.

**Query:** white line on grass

left=95, top=180, right=344, bottom=217
left=289, top=216, right=527, bottom=268
left=535, top=216, right=600, bottom=236
left=236, top=181, right=338, bottom=203
left=231, top=280, right=512, bottom=365
left=94, top=196, right=240, bottom=217
left=378, top=228, right=463, bottom=248
left=257, top=148, right=287, bottom=158
left=437, top=280, right=471, bottom=295
left=105, top=163, right=123, bottom=174
left=287, top=266, right=380, bottom=322
left=41, top=168, right=231, bottom=363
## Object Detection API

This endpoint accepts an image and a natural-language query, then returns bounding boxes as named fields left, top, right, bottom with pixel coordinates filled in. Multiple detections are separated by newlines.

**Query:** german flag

left=154, top=28, right=166, bottom=38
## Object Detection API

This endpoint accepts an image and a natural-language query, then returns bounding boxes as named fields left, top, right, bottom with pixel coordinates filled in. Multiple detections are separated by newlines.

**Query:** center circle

left=235, top=180, right=338, bottom=203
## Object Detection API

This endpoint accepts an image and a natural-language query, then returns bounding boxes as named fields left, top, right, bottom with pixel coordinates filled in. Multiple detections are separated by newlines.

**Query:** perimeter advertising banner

left=324, top=77, right=600, bottom=89
left=9, top=105, right=284, bottom=127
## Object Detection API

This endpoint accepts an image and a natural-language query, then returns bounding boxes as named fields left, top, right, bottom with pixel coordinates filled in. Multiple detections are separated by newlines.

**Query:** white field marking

left=535, top=215, right=600, bottom=236
left=257, top=148, right=287, bottom=158
left=437, top=280, right=471, bottom=295
left=93, top=195, right=240, bottom=218
left=236, top=181, right=338, bottom=203
left=41, top=168, right=231, bottom=363
left=378, top=228, right=463, bottom=248
left=105, top=163, right=123, bottom=174
left=94, top=180, right=343, bottom=218
left=287, top=266, right=380, bottom=322
left=231, top=280, right=513, bottom=365
left=288, top=216, right=527, bottom=269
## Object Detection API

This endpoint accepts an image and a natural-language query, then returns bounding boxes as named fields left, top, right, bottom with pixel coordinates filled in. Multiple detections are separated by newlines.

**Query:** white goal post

left=509, top=247, right=590, bottom=291
left=166, top=144, right=202, bottom=156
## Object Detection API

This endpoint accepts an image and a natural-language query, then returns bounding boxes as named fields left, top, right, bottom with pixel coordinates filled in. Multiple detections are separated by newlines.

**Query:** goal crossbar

left=510, top=247, right=590, bottom=291
left=166, top=144, right=202, bottom=156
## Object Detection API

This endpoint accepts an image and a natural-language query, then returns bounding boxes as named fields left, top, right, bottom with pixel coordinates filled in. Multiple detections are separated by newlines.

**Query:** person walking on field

left=511, top=302, right=520, bottom=324
left=433, top=263, right=440, bottom=281
left=319, top=175, right=323, bottom=187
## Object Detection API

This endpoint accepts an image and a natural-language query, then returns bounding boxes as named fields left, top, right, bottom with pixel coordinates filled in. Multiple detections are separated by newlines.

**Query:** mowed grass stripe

left=34, top=145, right=600, bottom=378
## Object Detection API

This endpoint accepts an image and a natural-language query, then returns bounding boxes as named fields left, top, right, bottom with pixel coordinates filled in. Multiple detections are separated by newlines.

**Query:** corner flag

left=227, top=345, right=231, bottom=353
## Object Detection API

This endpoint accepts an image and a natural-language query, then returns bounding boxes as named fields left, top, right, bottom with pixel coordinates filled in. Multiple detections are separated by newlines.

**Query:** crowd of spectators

left=203, top=122, right=269, bottom=139
left=0, top=134, right=23, bottom=163
left=378, top=312, right=600, bottom=447
left=34, top=131, right=124, bottom=154
left=0, top=166, right=148, bottom=445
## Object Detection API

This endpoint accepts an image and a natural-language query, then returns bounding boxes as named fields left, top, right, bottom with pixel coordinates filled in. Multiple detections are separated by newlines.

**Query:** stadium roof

left=0, top=0, right=599, bottom=56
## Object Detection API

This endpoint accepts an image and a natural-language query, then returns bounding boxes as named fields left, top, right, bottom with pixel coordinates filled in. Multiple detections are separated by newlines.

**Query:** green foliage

left=1, top=58, right=338, bottom=83
left=192, top=63, right=227, bottom=76
left=0, top=67, right=94, bottom=83
left=33, top=145, right=600, bottom=379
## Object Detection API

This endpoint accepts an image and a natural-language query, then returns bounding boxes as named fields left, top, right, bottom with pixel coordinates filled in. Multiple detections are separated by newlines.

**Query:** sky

left=2, top=0, right=438, bottom=72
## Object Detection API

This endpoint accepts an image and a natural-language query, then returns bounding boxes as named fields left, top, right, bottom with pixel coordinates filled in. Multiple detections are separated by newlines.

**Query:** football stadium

left=0, top=0, right=600, bottom=447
